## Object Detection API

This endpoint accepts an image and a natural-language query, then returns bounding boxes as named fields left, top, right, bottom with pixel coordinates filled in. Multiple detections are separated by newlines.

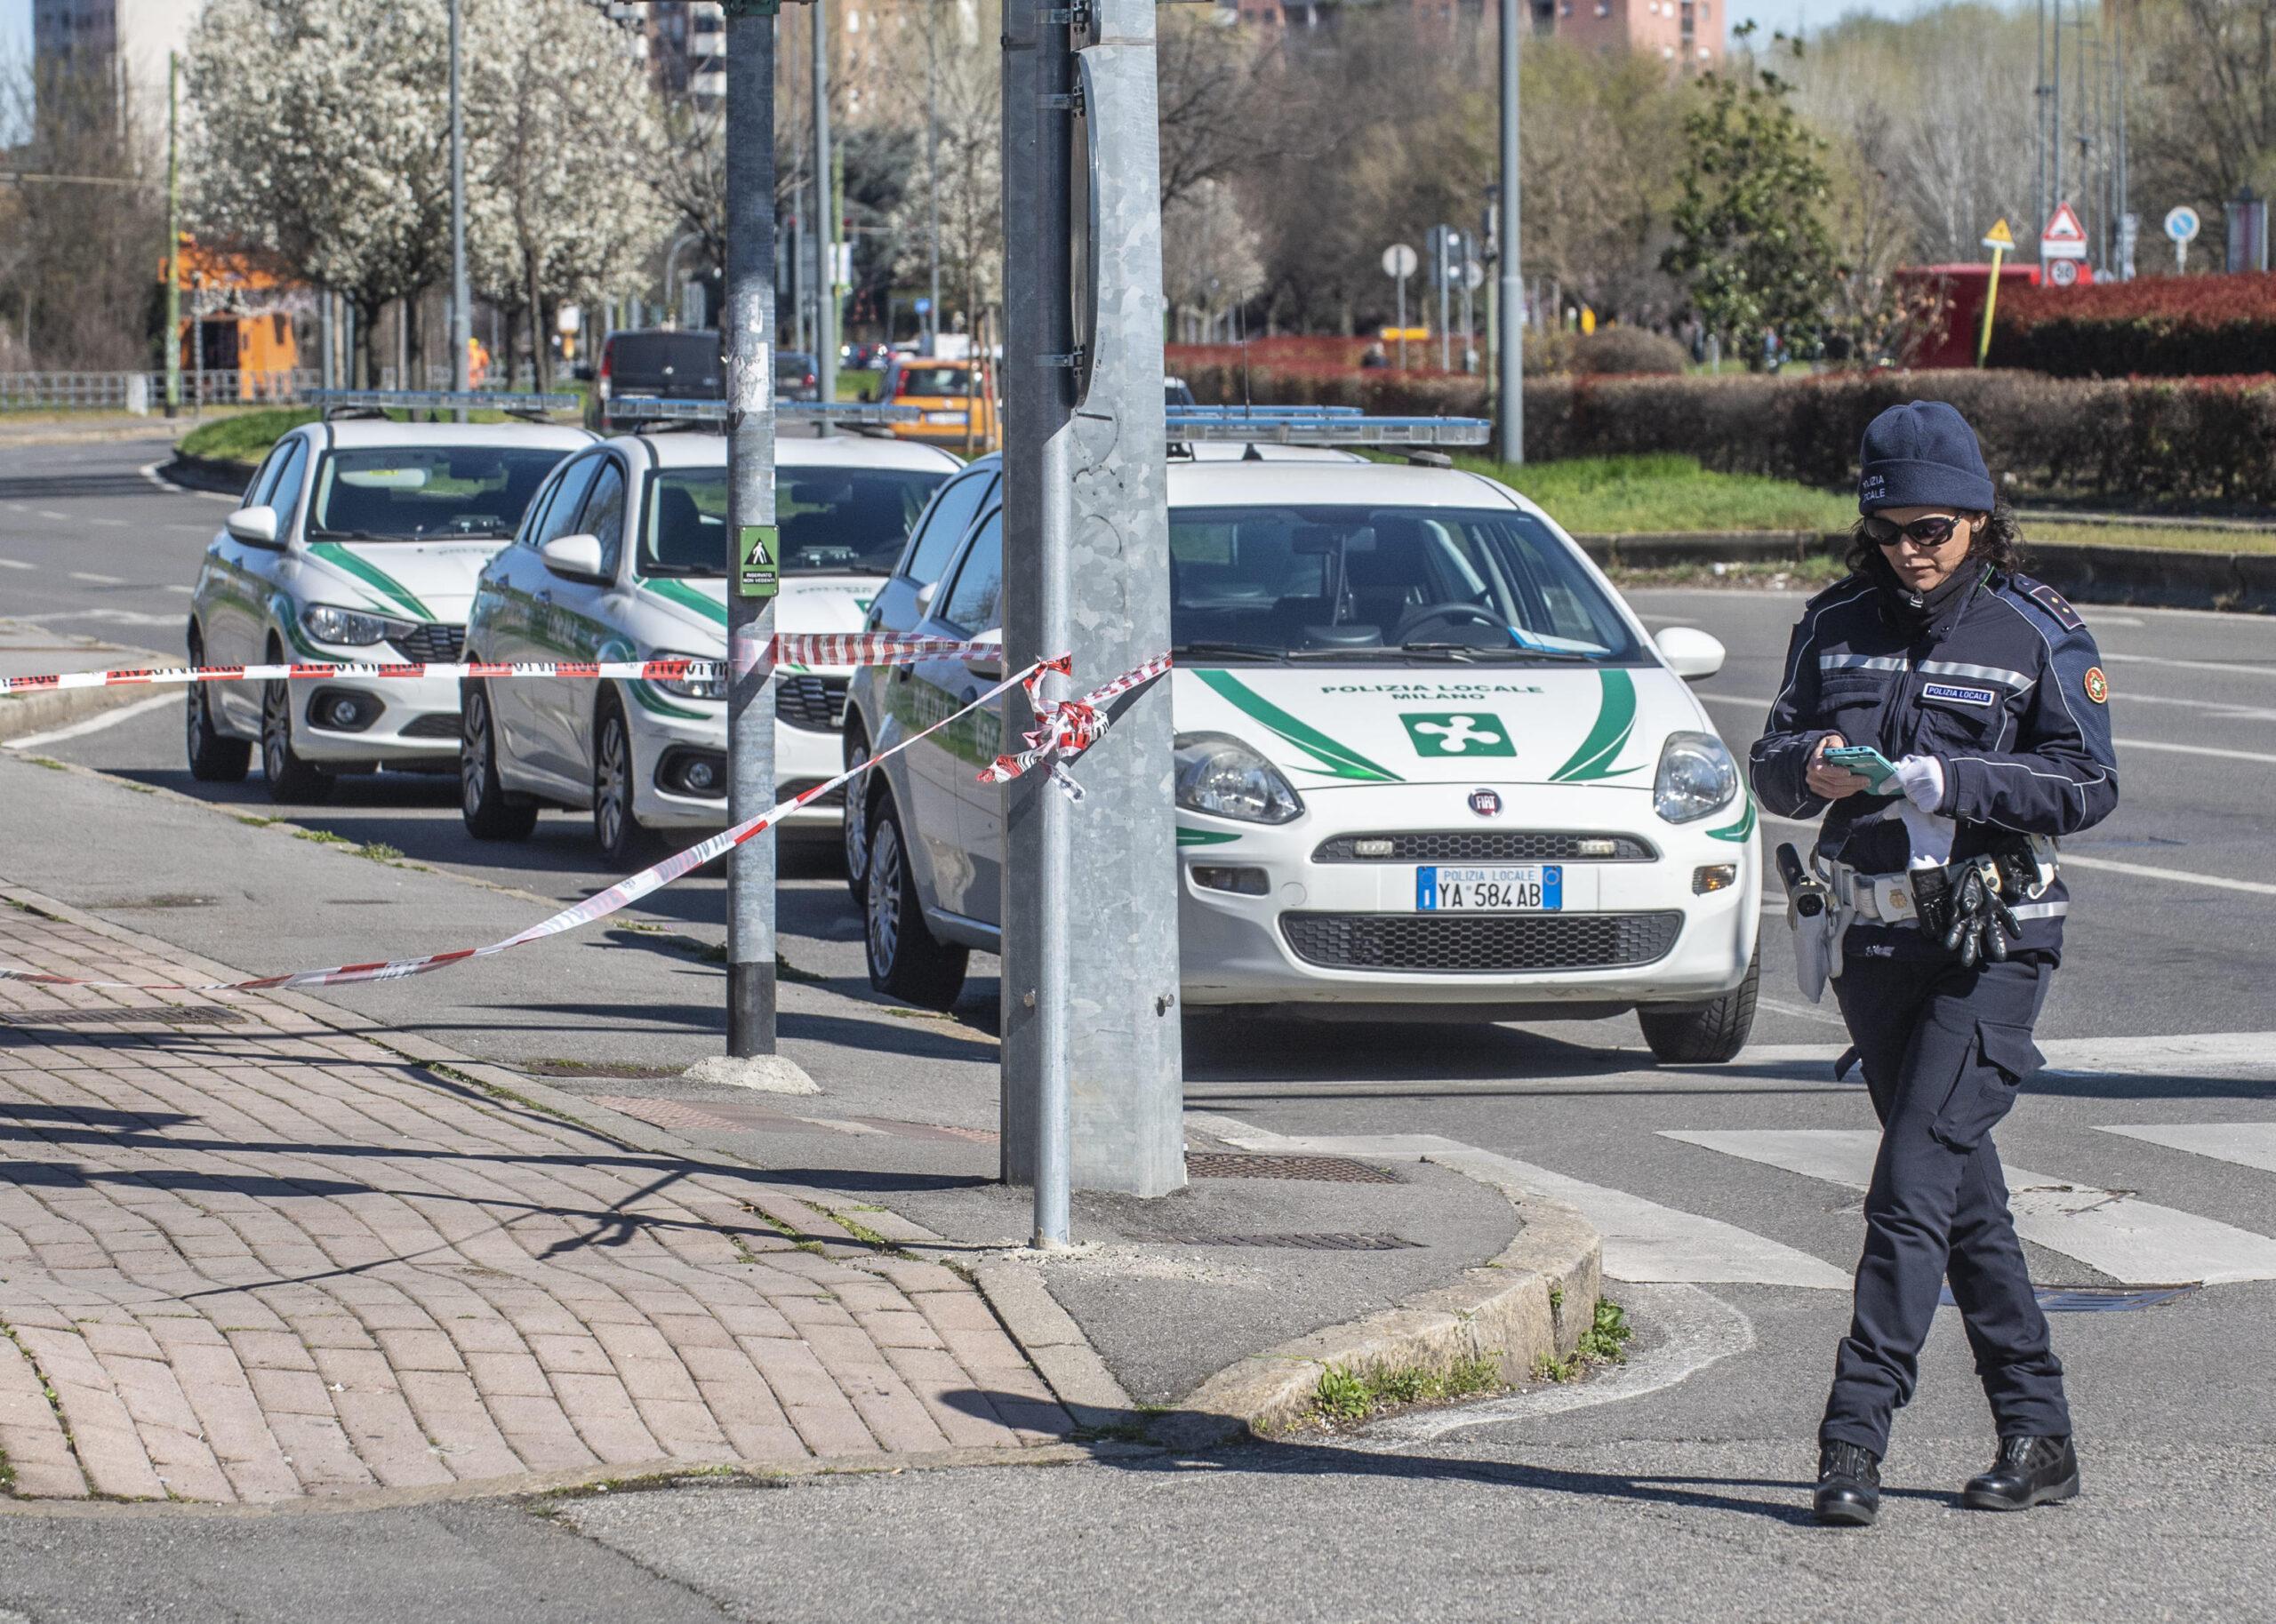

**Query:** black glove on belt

left=1911, top=856, right=2024, bottom=967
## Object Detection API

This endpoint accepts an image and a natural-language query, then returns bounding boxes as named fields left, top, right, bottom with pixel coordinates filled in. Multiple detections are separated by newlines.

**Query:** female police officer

left=1751, top=401, right=2120, bottom=1527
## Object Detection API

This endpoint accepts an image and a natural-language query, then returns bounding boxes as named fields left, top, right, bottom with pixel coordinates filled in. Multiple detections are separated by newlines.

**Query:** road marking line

left=2060, top=853, right=2276, bottom=896
left=67, top=572, right=125, bottom=586
left=36, top=509, right=68, bottom=521
left=1664, top=1129, right=2276, bottom=1284
left=1701, top=687, right=2276, bottom=746
left=2104, top=651, right=2276, bottom=681
left=163, top=584, right=195, bottom=596
left=2113, top=737, right=2276, bottom=764
left=140, top=460, right=238, bottom=503
left=2097, top=1124, right=2276, bottom=1178
left=1361, top=1284, right=1754, bottom=1443
left=1740, top=1032, right=2276, bottom=1075
left=0, top=558, right=33, bottom=571
left=1183, top=1113, right=1853, bottom=1289
left=90, top=517, right=127, bottom=529
left=0, top=692, right=179, bottom=749
left=1756, top=994, right=1848, bottom=1028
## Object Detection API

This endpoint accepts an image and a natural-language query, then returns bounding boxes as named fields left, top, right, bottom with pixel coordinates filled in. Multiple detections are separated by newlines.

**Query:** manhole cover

left=0, top=1004, right=246, bottom=1027
left=593, top=1095, right=751, bottom=1133
left=1153, top=1232, right=1421, bottom=1252
left=1187, top=1152, right=1399, bottom=1185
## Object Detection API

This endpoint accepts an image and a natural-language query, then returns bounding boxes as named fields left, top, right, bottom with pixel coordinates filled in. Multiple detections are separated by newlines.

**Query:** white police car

left=185, top=407, right=592, bottom=802
left=459, top=428, right=958, bottom=863
left=845, top=459, right=1762, bottom=1060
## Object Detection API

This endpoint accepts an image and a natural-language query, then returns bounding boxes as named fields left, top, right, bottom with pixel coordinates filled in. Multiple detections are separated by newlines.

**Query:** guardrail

left=0, top=369, right=320, bottom=412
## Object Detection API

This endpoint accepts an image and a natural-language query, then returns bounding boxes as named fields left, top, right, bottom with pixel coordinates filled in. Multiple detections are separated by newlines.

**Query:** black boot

left=1814, top=1441, right=1881, bottom=1526
left=1962, top=1436, right=2080, bottom=1511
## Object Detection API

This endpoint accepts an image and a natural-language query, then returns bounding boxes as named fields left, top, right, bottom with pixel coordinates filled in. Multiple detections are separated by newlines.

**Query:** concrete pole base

left=681, top=1055, right=820, bottom=1095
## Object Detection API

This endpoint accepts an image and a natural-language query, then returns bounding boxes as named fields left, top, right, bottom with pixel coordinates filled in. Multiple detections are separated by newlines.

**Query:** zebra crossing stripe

left=2097, top=1123, right=2276, bottom=1178
left=1664, top=1130, right=2276, bottom=1286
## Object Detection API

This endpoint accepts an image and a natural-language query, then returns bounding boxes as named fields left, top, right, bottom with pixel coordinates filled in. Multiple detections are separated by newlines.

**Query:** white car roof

left=627, top=433, right=964, bottom=473
left=1164, top=460, right=1529, bottom=513
left=313, top=420, right=593, bottom=452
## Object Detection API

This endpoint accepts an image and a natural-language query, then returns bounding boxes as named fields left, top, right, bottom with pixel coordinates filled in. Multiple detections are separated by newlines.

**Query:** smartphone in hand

left=1823, top=745, right=1901, bottom=792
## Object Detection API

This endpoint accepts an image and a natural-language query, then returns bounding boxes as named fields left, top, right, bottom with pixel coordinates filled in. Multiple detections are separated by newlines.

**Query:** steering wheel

left=1394, top=603, right=1507, bottom=642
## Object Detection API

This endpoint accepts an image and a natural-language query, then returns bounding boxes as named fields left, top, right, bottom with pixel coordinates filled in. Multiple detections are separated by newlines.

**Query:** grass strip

left=1309, top=1354, right=1504, bottom=1428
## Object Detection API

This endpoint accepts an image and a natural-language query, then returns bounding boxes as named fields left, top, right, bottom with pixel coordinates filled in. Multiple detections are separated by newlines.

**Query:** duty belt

left=1823, top=858, right=2070, bottom=927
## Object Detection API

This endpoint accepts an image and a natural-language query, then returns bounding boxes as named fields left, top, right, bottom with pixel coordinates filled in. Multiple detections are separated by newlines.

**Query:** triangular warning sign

left=1981, top=218, right=2015, bottom=252
left=2042, top=203, right=2087, bottom=244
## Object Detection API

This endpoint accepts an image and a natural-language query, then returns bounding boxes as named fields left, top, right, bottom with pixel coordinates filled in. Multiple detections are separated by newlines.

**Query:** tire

left=1639, top=942, right=1760, bottom=1064
left=184, top=633, right=250, bottom=783
left=841, top=731, right=873, bottom=908
left=591, top=692, right=656, bottom=868
left=863, top=794, right=968, bottom=1010
left=260, top=652, right=335, bottom=804
left=460, top=680, right=538, bottom=842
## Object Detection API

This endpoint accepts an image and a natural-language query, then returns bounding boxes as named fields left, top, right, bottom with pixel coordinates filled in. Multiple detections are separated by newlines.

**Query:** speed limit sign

left=2048, top=259, right=2080, bottom=287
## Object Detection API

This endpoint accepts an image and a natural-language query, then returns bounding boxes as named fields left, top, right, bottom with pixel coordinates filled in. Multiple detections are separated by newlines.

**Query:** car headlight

left=301, top=603, right=412, bottom=647
left=1174, top=732, right=1302, bottom=824
left=652, top=649, right=727, bottom=700
left=1654, top=730, right=1741, bottom=824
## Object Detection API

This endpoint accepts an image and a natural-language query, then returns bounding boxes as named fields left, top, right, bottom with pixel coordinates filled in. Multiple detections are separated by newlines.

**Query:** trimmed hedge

left=1989, top=271, right=2276, bottom=378
left=1176, top=364, right=2276, bottom=506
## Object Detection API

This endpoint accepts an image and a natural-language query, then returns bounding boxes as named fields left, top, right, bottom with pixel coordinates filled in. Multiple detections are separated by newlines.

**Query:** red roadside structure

left=1895, top=260, right=2095, bottom=369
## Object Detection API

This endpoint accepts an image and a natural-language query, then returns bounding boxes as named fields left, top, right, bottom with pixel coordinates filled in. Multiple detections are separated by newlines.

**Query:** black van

left=589, top=328, right=724, bottom=430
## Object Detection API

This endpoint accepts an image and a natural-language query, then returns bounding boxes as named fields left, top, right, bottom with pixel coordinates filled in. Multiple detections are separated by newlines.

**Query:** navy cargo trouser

left=1820, top=952, right=2072, bottom=1455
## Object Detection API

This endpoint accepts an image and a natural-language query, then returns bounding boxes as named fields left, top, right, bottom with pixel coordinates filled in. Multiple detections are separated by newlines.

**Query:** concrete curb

left=158, top=451, right=255, bottom=497
left=0, top=677, right=175, bottom=745
left=1152, top=1120, right=1603, bottom=1448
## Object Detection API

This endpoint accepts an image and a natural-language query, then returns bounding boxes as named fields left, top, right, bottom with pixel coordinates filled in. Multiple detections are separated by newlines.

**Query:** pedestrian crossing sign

left=737, top=525, right=779, bottom=601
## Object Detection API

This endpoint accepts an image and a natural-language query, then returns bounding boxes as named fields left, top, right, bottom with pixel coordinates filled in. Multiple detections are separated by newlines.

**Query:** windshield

left=308, top=447, right=565, bottom=542
left=894, top=365, right=973, bottom=397
left=1168, top=505, right=1643, bottom=662
left=641, top=465, right=949, bottom=577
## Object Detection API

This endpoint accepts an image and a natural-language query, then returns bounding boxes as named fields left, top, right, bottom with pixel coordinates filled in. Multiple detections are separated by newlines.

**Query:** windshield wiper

left=308, top=527, right=397, bottom=542
left=1408, top=639, right=1597, bottom=662
left=1173, top=640, right=1289, bottom=663
left=642, top=564, right=721, bottom=579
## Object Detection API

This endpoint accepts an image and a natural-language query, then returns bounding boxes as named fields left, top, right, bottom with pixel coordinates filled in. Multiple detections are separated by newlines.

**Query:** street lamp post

left=449, top=0, right=471, bottom=420
left=1497, top=0, right=1524, bottom=464
left=813, top=0, right=837, bottom=430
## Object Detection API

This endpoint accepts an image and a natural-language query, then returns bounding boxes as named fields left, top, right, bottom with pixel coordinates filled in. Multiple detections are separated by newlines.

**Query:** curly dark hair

left=1845, top=500, right=2028, bottom=577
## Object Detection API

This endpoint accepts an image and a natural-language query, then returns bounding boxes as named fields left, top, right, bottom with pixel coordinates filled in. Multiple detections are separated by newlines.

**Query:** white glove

left=1895, top=753, right=1945, bottom=813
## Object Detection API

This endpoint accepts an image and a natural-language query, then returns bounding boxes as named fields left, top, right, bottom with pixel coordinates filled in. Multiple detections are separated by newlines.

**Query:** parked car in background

left=187, top=416, right=592, bottom=802
left=588, top=329, right=722, bottom=432
left=776, top=351, right=822, bottom=402
left=881, top=356, right=996, bottom=448
left=459, top=428, right=958, bottom=865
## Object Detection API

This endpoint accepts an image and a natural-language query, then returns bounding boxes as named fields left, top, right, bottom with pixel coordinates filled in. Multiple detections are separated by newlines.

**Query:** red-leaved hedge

left=1174, top=362, right=2276, bottom=505
left=1989, top=271, right=2276, bottom=378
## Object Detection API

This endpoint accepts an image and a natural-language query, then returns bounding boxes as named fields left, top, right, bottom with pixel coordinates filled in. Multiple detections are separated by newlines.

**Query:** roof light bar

left=603, top=397, right=923, bottom=427
left=1166, top=410, right=1492, bottom=447
left=306, top=388, right=578, bottom=418
left=1169, top=404, right=1366, bottom=419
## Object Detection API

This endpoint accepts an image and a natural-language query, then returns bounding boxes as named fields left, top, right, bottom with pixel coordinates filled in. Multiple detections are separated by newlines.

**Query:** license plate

left=1414, top=864, right=1562, bottom=912
left=924, top=410, right=968, bottom=424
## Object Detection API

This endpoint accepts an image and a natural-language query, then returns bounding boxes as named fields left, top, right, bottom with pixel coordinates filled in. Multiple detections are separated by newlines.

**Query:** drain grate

left=1154, top=1232, right=1421, bottom=1252
left=1187, top=1152, right=1399, bottom=1185
left=0, top=1004, right=247, bottom=1027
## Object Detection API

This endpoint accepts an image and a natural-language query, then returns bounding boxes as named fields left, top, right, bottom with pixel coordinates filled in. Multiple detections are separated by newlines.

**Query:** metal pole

left=2050, top=0, right=2063, bottom=208
left=164, top=52, right=180, bottom=419
left=1498, top=0, right=1523, bottom=464
left=813, top=0, right=837, bottom=429
left=725, top=4, right=781, bottom=1062
left=2033, top=0, right=2047, bottom=238
left=926, top=5, right=942, bottom=353
left=2115, top=0, right=2130, bottom=277
left=450, top=0, right=470, bottom=419
left=1438, top=228, right=1451, bottom=372
left=1395, top=273, right=1406, bottom=371
left=320, top=289, right=333, bottom=393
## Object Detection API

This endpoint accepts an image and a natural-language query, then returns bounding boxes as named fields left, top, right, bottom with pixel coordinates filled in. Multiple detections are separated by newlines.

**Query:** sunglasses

left=1863, top=514, right=1965, bottom=549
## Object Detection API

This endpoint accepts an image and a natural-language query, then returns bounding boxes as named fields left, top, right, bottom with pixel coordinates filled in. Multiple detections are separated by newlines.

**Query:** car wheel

left=841, top=732, right=872, bottom=907
left=460, top=680, right=538, bottom=842
left=864, top=794, right=968, bottom=1010
left=592, top=692, right=655, bottom=868
left=1639, top=942, right=1759, bottom=1065
left=260, top=654, right=334, bottom=804
left=184, top=634, right=250, bottom=784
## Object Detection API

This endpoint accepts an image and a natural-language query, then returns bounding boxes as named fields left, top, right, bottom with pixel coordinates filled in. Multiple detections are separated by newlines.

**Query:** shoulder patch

left=2083, top=666, right=2108, bottom=704
left=1805, top=572, right=1871, bottom=611
left=2011, top=573, right=2085, bottom=632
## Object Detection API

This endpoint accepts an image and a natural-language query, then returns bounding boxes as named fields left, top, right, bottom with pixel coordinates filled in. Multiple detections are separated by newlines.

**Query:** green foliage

left=1453, top=452, right=1854, bottom=536
left=1309, top=1356, right=1503, bottom=1426
left=178, top=408, right=319, bottom=468
left=1576, top=1299, right=1634, bottom=1364
left=1663, top=33, right=1838, bottom=362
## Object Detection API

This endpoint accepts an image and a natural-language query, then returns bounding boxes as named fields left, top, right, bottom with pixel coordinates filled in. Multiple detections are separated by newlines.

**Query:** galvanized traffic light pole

left=1498, top=0, right=1524, bottom=465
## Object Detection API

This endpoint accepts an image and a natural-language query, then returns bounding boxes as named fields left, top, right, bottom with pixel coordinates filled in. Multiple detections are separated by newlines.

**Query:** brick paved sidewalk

left=0, top=900, right=1075, bottom=1505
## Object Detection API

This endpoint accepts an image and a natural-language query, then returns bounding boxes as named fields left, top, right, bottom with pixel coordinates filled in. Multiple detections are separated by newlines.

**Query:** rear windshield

left=307, top=447, right=566, bottom=542
left=641, top=465, right=950, bottom=577
left=608, top=333, right=720, bottom=388
left=1168, top=504, right=1644, bottom=661
left=894, top=365, right=973, bottom=396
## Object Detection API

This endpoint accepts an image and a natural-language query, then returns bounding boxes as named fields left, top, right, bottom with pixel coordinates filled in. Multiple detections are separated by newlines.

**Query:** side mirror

left=914, top=580, right=939, bottom=617
left=540, top=532, right=608, bottom=583
left=969, top=630, right=1004, bottom=681
left=1655, top=626, right=1727, bottom=681
left=224, top=505, right=282, bottom=548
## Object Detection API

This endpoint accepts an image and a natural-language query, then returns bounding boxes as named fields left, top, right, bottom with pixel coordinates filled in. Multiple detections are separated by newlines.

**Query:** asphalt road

left=3, top=433, right=2272, bottom=1620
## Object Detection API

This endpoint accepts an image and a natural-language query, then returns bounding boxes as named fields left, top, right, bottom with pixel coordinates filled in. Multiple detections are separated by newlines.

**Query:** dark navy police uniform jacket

left=1750, top=568, right=2120, bottom=963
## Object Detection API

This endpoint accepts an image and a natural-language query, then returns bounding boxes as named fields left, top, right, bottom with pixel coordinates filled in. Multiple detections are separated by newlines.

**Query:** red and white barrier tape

left=0, top=648, right=1174, bottom=995
left=0, top=635, right=999, bottom=697
left=978, top=652, right=1174, bottom=800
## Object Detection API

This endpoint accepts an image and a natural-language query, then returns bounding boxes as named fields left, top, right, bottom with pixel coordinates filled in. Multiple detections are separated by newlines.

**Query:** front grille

left=391, top=622, right=465, bottom=664
left=777, top=674, right=848, bottom=733
left=1282, top=910, right=1683, bottom=973
left=1313, top=831, right=1657, bottom=863
left=401, top=713, right=463, bottom=740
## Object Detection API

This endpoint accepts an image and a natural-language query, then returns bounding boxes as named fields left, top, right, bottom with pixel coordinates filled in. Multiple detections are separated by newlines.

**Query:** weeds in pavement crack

left=1309, top=1355, right=1503, bottom=1428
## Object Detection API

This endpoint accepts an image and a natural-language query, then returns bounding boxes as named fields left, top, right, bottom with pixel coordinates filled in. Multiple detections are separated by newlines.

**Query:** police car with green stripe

left=185, top=403, right=593, bottom=803
left=848, top=457, right=1764, bottom=1060
left=457, top=426, right=958, bottom=864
